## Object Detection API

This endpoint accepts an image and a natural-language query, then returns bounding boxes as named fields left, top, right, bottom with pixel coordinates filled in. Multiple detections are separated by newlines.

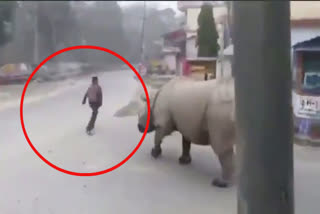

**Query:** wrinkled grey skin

left=137, top=95, right=198, bottom=179
left=138, top=93, right=191, bottom=165
left=136, top=78, right=236, bottom=188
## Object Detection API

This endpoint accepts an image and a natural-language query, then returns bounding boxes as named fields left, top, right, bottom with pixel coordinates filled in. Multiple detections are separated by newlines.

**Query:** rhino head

left=137, top=91, right=157, bottom=133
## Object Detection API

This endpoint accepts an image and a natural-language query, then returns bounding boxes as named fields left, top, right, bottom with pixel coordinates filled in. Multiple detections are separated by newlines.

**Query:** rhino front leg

left=151, top=128, right=167, bottom=158
left=179, top=136, right=192, bottom=165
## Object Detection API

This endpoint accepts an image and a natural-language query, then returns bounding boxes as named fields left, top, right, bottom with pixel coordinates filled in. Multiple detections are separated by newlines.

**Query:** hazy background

left=0, top=1, right=184, bottom=67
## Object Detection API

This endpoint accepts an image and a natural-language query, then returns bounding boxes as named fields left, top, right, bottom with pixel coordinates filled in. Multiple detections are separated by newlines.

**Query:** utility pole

left=233, top=2, right=294, bottom=214
left=219, top=22, right=224, bottom=78
left=140, top=1, right=146, bottom=63
left=33, top=2, right=39, bottom=65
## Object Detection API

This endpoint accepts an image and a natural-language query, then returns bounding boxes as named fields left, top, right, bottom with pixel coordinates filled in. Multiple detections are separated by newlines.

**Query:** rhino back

left=153, top=77, right=235, bottom=145
left=166, top=80, right=216, bottom=143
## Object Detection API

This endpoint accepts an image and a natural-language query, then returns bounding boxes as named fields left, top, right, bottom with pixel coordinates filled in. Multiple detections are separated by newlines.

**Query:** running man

left=82, top=76, right=103, bottom=135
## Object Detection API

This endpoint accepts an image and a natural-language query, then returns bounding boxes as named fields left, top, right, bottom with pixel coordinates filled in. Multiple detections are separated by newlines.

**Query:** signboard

left=292, top=91, right=320, bottom=119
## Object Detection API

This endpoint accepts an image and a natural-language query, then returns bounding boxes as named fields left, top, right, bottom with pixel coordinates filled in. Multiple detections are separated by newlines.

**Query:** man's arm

left=82, top=91, right=88, bottom=105
left=97, top=86, right=103, bottom=107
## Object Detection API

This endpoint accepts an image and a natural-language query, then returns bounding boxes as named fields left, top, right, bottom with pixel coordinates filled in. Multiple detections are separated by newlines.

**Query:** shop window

left=303, top=52, right=320, bottom=92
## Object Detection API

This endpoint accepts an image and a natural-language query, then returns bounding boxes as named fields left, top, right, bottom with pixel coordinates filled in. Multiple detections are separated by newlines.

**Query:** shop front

left=292, top=36, right=320, bottom=143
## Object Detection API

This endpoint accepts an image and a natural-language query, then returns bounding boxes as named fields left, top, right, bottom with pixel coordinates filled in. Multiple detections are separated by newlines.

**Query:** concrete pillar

left=233, top=2, right=294, bottom=214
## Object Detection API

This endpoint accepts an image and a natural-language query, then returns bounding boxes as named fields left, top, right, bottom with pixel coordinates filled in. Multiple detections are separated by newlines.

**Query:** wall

left=186, top=37, right=197, bottom=59
left=177, top=58, right=183, bottom=75
left=291, top=1, right=320, bottom=20
left=216, top=57, right=232, bottom=79
left=164, top=54, right=176, bottom=72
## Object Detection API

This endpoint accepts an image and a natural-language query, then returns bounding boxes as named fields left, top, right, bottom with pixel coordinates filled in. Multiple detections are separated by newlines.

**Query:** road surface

left=1, top=70, right=320, bottom=213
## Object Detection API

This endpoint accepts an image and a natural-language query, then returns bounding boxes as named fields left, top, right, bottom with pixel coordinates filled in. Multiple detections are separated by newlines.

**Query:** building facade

left=161, top=29, right=186, bottom=75
left=177, top=1, right=231, bottom=80
left=292, top=37, right=320, bottom=142
left=178, top=1, right=227, bottom=60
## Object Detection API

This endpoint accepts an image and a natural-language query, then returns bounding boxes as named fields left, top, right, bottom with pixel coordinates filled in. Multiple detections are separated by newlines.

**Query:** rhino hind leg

left=212, top=148, right=235, bottom=188
left=208, top=121, right=236, bottom=188
left=179, top=136, right=192, bottom=165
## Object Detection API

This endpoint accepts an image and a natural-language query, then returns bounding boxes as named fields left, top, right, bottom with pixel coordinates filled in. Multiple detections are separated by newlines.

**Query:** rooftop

left=294, top=36, right=320, bottom=52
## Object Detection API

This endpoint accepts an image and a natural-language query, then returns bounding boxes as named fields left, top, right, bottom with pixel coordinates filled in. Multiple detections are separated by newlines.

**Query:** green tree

left=0, top=1, right=16, bottom=46
left=76, top=1, right=128, bottom=64
left=122, top=4, right=179, bottom=62
left=196, top=4, right=219, bottom=57
left=37, top=2, right=79, bottom=54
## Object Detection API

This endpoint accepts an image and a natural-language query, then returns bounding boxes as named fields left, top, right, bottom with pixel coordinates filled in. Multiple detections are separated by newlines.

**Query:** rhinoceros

left=137, top=76, right=236, bottom=187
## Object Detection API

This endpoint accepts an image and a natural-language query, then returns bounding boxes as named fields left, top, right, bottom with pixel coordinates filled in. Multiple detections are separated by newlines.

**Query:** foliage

left=0, top=1, right=17, bottom=46
left=37, top=1, right=81, bottom=57
left=122, top=4, right=179, bottom=62
left=74, top=1, right=128, bottom=64
left=0, top=1, right=179, bottom=66
left=197, top=4, right=219, bottom=57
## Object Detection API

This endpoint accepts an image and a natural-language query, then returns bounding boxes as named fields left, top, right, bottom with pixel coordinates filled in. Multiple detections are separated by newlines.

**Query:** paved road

left=0, top=70, right=320, bottom=213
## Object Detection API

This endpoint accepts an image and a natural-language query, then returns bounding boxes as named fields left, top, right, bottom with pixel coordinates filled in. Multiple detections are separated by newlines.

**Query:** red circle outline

left=20, top=45, right=151, bottom=176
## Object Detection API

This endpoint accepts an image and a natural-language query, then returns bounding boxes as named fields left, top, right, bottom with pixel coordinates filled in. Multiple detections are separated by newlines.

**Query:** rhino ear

left=140, top=94, right=147, bottom=102
left=140, top=88, right=158, bottom=102
left=149, top=89, right=159, bottom=99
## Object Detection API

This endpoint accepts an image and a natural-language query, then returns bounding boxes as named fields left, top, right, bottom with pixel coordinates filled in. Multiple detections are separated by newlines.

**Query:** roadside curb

left=294, top=137, right=320, bottom=147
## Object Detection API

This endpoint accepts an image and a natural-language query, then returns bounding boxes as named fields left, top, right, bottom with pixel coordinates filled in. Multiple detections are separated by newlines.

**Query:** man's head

left=92, top=76, right=98, bottom=84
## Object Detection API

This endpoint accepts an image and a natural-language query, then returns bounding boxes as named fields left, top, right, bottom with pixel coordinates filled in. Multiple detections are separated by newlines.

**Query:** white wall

left=164, top=54, right=176, bottom=72
left=186, top=37, right=197, bottom=59
left=216, top=58, right=232, bottom=79
left=186, top=8, right=201, bottom=32
left=176, top=59, right=183, bottom=76
left=291, top=1, right=320, bottom=20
